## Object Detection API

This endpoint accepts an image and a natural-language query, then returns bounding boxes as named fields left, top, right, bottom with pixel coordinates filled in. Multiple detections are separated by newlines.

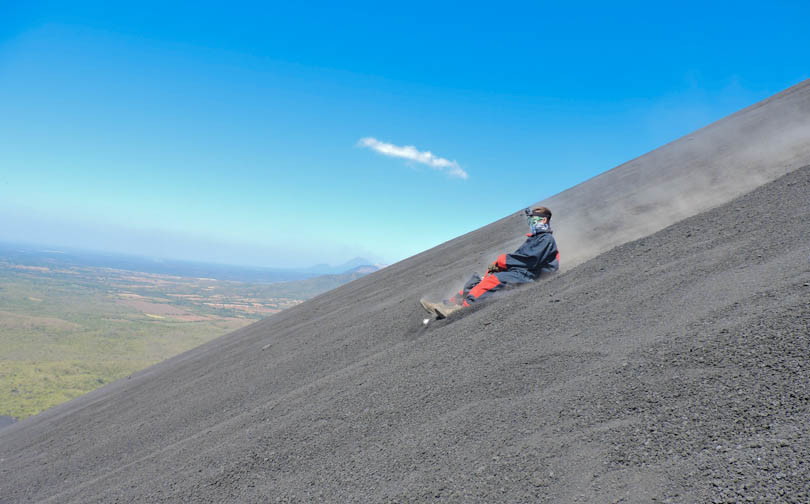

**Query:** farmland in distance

left=0, top=249, right=372, bottom=421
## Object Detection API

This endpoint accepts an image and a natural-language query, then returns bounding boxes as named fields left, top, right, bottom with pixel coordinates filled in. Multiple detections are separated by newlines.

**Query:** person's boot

left=420, top=299, right=463, bottom=319
left=420, top=299, right=442, bottom=317
left=434, top=302, right=463, bottom=318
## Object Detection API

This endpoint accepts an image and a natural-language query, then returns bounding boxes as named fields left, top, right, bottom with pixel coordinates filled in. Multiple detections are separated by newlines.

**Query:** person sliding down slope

left=421, top=207, right=559, bottom=319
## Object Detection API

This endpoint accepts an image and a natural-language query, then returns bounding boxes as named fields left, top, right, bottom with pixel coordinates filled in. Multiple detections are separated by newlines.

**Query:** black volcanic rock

left=1, top=81, right=809, bottom=503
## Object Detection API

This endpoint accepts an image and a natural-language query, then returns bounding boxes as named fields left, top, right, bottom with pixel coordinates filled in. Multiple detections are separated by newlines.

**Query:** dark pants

left=449, top=270, right=533, bottom=306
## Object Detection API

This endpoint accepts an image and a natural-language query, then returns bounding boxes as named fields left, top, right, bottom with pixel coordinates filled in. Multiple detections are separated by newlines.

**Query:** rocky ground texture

left=1, top=82, right=809, bottom=503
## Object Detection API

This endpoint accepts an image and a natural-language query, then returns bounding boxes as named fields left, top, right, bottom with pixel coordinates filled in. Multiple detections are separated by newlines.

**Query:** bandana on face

left=528, top=216, right=550, bottom=235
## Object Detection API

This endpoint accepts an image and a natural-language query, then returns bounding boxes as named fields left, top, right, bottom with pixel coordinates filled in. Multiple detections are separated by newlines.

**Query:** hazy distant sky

left=1, top=1, right=808, bottom=268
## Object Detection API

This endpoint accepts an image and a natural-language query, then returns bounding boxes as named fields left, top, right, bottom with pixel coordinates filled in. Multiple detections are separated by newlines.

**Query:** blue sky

left=1, top=1, right=808, bottom=268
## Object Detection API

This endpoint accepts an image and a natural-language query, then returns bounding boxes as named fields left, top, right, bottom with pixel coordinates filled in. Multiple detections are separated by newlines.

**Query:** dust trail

left=420, top=80, right=810, bottom=301
left=531, top=80, right=810, bottom=270
left=422, top=270, right=480, bottom=305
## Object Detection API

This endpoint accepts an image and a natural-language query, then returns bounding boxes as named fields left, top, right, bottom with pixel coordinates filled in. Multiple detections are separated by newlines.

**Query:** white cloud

left=358, top=137, right=468, bottom=179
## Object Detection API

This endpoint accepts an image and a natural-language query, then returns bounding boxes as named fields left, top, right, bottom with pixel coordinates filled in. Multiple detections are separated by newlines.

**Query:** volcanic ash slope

left=1, top=171, right=808, bottom=502
left=1, top=82, right=810, bottom=503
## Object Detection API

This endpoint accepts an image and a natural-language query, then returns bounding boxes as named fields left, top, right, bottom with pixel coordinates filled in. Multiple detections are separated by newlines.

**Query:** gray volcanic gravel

left=1, top=81, right=810, bottom=503
left=2, top=167, right=808, bottom=503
